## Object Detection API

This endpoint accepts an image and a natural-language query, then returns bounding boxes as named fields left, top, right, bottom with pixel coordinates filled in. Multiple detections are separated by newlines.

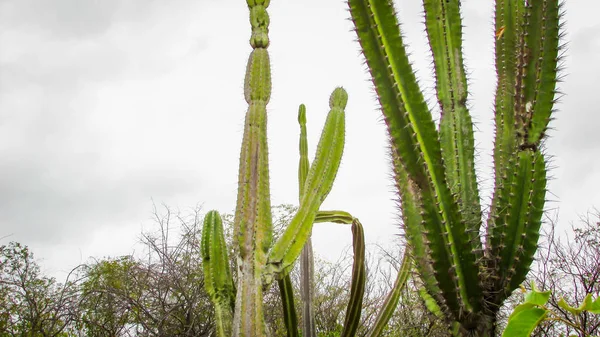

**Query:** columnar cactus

left=199, top=0, right=415, bottom=336
left=348, top=0, right=563, bottom=335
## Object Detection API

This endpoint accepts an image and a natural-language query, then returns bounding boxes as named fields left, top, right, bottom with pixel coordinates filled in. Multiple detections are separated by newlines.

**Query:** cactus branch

left=201, top=211, right=235, bottom=337
left=424, top=0, right=483, bottom=249
left=267, top=88, right=347, bottom=278
left=297, top=104, right=317, bottom=337
left=366, top=250, right=411, bottom=337
left=313, top=211, right=366, bottom=337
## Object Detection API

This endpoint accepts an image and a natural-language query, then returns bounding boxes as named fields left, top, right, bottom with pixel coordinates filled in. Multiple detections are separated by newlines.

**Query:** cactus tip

left=329, top=87, right=348, bottom=109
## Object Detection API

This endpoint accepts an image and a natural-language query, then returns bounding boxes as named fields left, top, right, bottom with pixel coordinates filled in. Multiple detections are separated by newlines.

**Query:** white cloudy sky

left=1, top=0, right=599, bottom=279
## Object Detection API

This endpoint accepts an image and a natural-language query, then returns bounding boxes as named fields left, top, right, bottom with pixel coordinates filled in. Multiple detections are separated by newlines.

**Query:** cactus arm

left=489, top=151, right=547, bottom=300
left=423, top=0, right=483, bottom=248
left=277, top=275, right=299, bottom=337
left=201, top=211, right=235, bottom=337
left=487, top=0, right=560, bottom=304
left=297, top=103, right=315, bottom=337
left=313, top=211, right=366, bottom=337
left=510, top=154, right=546, bottom=291
left=520, top=0, right=562, bottom=146
left=392, top=157, right=449, bottom=315
left=348, top=0, right=481, bottom=316
left=299, top=240, right=315, bottom=337
left=341, top=218, right=366, bottom=337
left=266, top=88, right=347, bottom=277
left=486, top=0, right=524, bottom=269
left=490, top=0, right=524, bottom=187
left=366, top=250, right=411, bottom=337
left=298, top=104, right=310, bottom=194
left=232, top=1, right=274, bottom=335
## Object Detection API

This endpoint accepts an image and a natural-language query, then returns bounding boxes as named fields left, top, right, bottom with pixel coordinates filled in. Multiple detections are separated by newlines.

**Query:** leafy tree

left=77, top=256, right=139, bottom=336
left=77, top=204, right=214, bottom=337
left=0, top=242, right=80, bottom=337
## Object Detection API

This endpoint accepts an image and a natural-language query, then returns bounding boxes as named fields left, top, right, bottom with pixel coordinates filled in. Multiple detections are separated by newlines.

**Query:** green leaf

left=502, top=305, right=548, bottom=337
left=558, top=294, right=600, bottom=315
left=523, top=283, right=551, bottom=306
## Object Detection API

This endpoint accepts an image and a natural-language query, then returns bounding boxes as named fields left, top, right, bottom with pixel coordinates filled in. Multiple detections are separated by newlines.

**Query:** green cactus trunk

left=231, top=1, right=274, bottom=335
left=347, top=0, right=562, bottom=335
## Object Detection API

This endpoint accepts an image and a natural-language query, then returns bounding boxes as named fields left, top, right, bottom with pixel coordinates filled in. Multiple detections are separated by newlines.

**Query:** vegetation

left=2, top=207, right=599, bottom=336
left=0, top=204, right=436, bottom=336
left=199, top=0, right=566, bottom=335
left=4, top=0, right=593, bottom=336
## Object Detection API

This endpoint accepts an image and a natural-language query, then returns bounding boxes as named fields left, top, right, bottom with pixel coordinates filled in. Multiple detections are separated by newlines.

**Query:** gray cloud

left=0, top=0, right=211, bottom=247
left=0, top=0, right=598, bottom=279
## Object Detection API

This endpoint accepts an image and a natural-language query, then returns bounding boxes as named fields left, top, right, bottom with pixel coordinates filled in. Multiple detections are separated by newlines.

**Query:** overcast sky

left=1, top=0, right=599, bottom=279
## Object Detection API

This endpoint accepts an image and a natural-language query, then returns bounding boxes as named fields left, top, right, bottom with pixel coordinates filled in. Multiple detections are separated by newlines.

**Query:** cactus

left=199, top=1, right=413, bottom=336
left=348, top=0, right=563, bottom=335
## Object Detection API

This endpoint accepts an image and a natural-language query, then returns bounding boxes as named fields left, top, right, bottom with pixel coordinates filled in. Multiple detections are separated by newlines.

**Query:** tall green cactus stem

left=201, top=211, right=235, bottom=337
left=298, top=104, right=317, bottom=337
left=348, top=0, right=563, bottom=335
left=232, top=0, right=273, bottom=335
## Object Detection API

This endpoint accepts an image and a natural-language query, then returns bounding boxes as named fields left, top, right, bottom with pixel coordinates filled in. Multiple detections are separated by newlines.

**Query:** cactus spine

left=348, top=0, right=563, bottom=335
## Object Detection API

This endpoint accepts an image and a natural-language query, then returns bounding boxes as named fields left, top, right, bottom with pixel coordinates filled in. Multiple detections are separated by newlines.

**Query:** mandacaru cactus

left=200, top=1, right=410, bottom=336
left=348, top=0, right=564, bottom=336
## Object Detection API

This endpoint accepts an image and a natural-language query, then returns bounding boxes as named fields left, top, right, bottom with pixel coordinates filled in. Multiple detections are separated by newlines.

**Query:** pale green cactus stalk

left=297, top=104, right=317, bottom=337
left=200, top=0, right=413, bottom=336
left=348, top=0, right=563, bottom=335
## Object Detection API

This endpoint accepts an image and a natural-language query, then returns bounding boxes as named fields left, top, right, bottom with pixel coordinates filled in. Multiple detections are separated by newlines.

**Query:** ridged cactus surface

left=347, top=0, right=563, bottom=335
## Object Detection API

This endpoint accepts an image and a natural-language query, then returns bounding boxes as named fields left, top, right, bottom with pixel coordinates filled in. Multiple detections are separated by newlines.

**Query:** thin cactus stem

left=313, top=211, right=366, bottom=337
left=366, top=250, right=411, bottom=337
left=277, top=274, right=299, bottom=337
left=297, top=104, right=317, bottom=337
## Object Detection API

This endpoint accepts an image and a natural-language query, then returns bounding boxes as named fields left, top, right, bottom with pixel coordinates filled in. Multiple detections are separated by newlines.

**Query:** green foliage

left=0, top=242, right=79, bottom=337
left=502, top=284, right=551, bottom=337
left=347, top=0, right=564, bottom=335
left=79, top=257, right=139, bottom=336
left=502, top=284, right=600, bottom=337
